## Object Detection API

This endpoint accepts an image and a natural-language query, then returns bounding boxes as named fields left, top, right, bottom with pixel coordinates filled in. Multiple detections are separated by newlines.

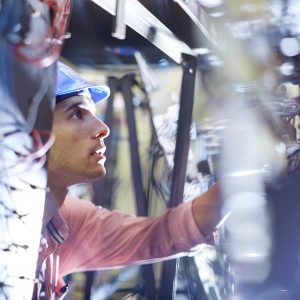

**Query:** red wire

left=2, top=129, right=55, bottom=175
left=13, top=0, right=72, bottom=67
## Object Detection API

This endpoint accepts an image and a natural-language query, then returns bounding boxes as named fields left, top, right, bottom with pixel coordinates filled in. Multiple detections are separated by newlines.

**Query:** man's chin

left=91, top=168, right=106, bottom=181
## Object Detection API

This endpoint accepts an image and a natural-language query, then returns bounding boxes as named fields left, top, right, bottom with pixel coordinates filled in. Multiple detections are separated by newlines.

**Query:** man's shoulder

left=60, top=196, right=98, bottom=217
left=57, top=196, right=101, bottom=231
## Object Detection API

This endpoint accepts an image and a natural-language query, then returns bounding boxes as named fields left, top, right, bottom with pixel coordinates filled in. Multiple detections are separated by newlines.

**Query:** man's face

left=47, top=94, right=109, bottom=187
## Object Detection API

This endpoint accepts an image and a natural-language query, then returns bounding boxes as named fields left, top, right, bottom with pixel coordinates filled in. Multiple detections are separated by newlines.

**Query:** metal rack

left=84, top=1, right=300, bottom=299
left=83, top=2, right=216, bottom=297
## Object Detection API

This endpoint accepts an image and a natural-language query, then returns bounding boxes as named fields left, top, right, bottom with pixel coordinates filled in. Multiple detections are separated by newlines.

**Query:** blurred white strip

left=91, top=266, right=139, bottom=300
left=220, top=98, right=275, bottom=283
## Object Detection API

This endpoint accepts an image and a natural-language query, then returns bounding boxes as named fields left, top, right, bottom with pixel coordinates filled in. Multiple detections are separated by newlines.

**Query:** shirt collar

left=47, top=210, right=69, bottom=244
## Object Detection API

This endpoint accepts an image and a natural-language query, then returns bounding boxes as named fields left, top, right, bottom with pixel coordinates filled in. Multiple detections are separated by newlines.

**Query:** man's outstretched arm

left=192, top=182, right=222, bottom=238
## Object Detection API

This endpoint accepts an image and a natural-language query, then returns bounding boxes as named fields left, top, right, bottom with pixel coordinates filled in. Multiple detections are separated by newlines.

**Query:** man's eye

left=72, top=110, right=82, bottom=119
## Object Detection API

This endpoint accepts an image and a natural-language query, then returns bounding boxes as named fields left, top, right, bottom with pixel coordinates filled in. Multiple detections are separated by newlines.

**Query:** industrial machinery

left=1, top=1, right=300, bottom=299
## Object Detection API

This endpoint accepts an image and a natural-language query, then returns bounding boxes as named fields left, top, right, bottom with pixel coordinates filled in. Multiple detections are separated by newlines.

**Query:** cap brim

left=88, top=84, right=110, bottom=103
left=57, top=83, right=110, bottom=103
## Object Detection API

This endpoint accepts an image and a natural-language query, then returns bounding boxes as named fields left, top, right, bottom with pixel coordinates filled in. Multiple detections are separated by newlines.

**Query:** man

left=34, top=61, right=221, bottom=299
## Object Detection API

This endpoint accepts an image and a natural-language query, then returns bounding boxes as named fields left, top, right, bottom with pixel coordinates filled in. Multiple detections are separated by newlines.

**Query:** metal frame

left=121, top=74, right=150, bottom=217
left=158, top=54, right=198, bottom=299
left=173, top=0, right=219, bottom=49
left=121, top=74, right=156, bottom=299
left=90, top=0, right=194, bottom=63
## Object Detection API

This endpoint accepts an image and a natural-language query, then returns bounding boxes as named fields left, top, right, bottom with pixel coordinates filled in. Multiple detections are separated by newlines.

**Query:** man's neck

left=43, top=186, right=68, bottom=224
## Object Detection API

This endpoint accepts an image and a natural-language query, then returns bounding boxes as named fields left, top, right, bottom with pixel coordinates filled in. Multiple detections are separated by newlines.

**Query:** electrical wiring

left=149, top=139, right=171, bottom=203
left=0, top=196, right=28, bottom=225
left=26, top=71, right=53, bottom=131
left=0, top=0, right=20, bottom=41
left=0, top=265, right=39, bottom=300
left=1, top=0, right=72, bottom=67
left=0, top=241, right=29, bottom=253
left=0, top=128, right=50, bottom=299
left=288, top=150, right=300, bottom=172
left=0, top=267, right=13, bottom=300
left=1, top=40, right=54, bottom=134
left=0, top=37, right=28, bottom=130
left=142, top=115, right=173, bottom=208
left=0, top=127, right=54, bottom=300
left=0, top=128, right=55, bottom=176
left=1, top=179, right=49, bottom=194
left=127, top=84, right=172, bottom=207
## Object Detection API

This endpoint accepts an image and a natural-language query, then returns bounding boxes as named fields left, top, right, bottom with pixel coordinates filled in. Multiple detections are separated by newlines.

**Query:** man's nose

left=94, top=119, right=110, bottom=139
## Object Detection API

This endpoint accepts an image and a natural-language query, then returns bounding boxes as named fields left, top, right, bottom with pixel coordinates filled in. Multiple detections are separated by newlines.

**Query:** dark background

left=61, top=0, right=203, bottom=66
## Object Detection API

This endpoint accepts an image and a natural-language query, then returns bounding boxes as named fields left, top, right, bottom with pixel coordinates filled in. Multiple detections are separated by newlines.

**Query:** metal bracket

left=112, top=0, right=127, bottom=39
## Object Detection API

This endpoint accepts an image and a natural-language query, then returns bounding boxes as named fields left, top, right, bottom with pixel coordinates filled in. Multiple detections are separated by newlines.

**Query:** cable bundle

left=0, top=0, right=71, bottom=67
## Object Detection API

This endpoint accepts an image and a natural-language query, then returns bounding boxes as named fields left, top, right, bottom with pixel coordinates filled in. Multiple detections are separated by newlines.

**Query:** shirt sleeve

left=58, top=197, right=206, bottom=276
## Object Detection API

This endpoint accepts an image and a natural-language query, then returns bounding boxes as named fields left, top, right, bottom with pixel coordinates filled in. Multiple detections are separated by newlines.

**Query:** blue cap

left=56, top=61, right=110, bottom=103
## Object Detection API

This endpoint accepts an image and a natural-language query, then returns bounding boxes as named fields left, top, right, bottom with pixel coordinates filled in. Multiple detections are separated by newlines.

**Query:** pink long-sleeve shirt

left=34, top=196, right=206, bottom=299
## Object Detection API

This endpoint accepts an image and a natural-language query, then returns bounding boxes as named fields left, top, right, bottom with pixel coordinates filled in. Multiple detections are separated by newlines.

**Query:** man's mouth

left=91, top=147, right=106, bottom=157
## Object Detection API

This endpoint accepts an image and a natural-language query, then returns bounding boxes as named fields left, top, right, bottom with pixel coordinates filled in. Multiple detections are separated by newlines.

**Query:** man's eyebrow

left=62, top=101, right=90, bottom=113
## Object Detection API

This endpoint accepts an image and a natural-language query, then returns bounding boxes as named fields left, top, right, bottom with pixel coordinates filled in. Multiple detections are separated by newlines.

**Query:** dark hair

left=56, top=90, right=83, bottom=103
